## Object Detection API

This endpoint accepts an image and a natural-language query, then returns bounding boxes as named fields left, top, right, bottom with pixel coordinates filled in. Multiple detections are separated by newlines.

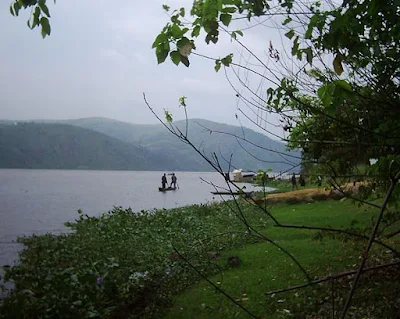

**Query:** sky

left=0, top=0, right=294, bottom=138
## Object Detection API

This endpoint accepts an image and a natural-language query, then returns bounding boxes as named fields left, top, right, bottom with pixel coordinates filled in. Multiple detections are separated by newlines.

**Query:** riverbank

left=1, top=196, right=398, bottom=318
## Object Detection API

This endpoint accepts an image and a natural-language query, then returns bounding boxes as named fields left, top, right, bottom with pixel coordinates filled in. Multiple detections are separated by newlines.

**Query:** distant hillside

left=0, top=123, right=180, bottom=170
left=63, top=117, right=300, bottom=172
left=0, top=118, right=300, bottom=172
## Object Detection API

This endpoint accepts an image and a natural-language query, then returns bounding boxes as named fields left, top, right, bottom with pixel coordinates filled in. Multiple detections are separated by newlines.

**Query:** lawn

left=164, top=200, right=398, bottom=319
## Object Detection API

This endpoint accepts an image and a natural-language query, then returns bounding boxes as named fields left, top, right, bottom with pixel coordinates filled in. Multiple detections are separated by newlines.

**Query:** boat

left=159, top=187, right=177, bottom=192
left=211, top=191, right=254, bottom=197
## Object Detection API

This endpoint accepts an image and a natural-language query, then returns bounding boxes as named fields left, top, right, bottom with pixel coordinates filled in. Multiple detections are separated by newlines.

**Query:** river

left=0, top=169, right=272, bottom=268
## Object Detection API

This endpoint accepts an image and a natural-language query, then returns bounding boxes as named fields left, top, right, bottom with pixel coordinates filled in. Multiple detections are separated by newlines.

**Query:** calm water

left=0, top=169, right=269, bottom=268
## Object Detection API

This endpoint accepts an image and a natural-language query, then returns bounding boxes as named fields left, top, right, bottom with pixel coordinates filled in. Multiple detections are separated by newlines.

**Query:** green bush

left=0, top=203, right=267, bottom=319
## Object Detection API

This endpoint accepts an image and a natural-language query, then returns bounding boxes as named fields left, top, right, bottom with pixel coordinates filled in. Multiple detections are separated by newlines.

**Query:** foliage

left=0, top=202, right=268, bottom=318
left=149, top=0, right=400, bottom=182
left=10, top=0, right=54, bottom=38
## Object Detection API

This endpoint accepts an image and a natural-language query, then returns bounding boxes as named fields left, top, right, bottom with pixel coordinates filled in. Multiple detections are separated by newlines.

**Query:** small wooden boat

left=159, top=187, right=177, bottom=192
left=211, top=191, right=254, bottom=197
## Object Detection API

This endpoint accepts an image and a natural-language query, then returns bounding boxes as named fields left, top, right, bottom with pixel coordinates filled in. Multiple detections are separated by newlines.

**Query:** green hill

left=63, top=117, right=300, bottom=172
left=0, top=118, right=300, bottom=172
left=0, top=123, right=180, bottom=170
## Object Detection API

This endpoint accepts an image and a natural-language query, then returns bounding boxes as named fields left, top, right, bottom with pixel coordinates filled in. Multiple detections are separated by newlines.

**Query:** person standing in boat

left=161, top=173, right=168, bottom=189
left=170, top=173, right=177, bottom=188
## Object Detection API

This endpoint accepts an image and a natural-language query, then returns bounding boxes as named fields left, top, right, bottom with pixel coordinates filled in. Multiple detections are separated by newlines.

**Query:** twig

left=386, top=229, right=400, bottom=239
left=265, top=260, right=400, bottom=295
left=331, top=277, right=335, bottom=319
left=275, top=224, right=399, bottom=256
left=340, top=171, right=400, bottom=319
left=172, top=246, right=260, bottom=319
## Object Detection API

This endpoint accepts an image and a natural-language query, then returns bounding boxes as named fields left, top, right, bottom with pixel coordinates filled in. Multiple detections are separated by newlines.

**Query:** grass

left=1, top=198, right=398, bottom=319
left=164, top=200, right=399, bottom=319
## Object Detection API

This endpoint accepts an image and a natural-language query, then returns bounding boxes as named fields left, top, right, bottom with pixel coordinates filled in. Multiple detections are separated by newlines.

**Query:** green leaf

left=179, top=7, right=185, bottom=17
left=156, top=44, right=169, bottom=64
left=214, top=60, right=221, bottom=72
left=235, top=30, right=243, bottom=37
left=40, top=17, right=51, bottom=38
left=177, top=37, right=190, bottom=49
left=10, top=5, right=15, bottom=16
left=222, top=6, right=236, bottom=13
left=13, top=2, right=21, bottom=16
left=170, top=50, right=181, bottom=66
left=164, top=109, right=173, bottom=122
left=152, top=33, right=167, bottom=49
left=333, top=53, right=344, bottom=75
left=317, top=84, right=333, bottom=107
left=285, top=29, right=295, bottom=39
left=171, top=24, right=182, bottom=38
left=162, top=4, right=170, bottom=11
left=305, top=15, right=318, bottom=39
left=32, top=6, right=41, bottom=28
left=192, top=25, right=201, bottom=37
left=291, top=36, right=299, bottom=56
left=221, top=53, right=233, bottom=67
left=334, top=79, right=351, bottom=92
left=38, top=1, right=50, bottom=17
left=180, top=55, right=190, bottom=67
left=220, top=13, right=232, bottom=27
left=283, top=17, right=292, bottom=25
left=179, top=96, right=187, bottom=107
left=304, top=47, right=313, bottom=64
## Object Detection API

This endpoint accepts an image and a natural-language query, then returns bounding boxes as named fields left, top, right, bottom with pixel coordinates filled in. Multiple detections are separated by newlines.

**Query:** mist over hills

left=0, top=123, right=179, bottom=170
left=0, top=118, right=300, bottom=172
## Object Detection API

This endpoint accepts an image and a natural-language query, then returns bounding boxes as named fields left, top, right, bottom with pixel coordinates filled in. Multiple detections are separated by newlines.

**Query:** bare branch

left=265, top=260, right=400, bottom=295
left=340, top=171, right=400, bottom=319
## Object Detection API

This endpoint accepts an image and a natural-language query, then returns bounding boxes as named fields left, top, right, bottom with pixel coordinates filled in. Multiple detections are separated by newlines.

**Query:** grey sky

left=0, top=0, right=294, bottom=138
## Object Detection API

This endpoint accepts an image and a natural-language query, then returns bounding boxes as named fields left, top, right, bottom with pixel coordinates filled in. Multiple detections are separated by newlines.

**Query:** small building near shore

left=232, top=169, right=256, bottom=182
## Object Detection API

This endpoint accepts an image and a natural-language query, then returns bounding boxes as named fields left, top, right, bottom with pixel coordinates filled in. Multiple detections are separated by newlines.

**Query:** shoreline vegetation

left=1, top=181, right=399, bottom=318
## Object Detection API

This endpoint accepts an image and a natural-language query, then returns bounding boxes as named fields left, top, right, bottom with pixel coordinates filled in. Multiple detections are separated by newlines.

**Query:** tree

left=10, top=0, right=400, bottom=317
left=149, top=1, right=400, bottom=317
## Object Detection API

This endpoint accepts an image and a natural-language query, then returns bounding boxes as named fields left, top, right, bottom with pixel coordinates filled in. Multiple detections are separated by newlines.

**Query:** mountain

left=0, top=118, right=300, bottom=172
left=64, top=117, right=300, bottom=172
left=0, top=123, right=180, bottom=170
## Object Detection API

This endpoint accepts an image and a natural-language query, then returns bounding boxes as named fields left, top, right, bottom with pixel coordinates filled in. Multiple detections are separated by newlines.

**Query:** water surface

left=0, top=169, right=270, bottom=267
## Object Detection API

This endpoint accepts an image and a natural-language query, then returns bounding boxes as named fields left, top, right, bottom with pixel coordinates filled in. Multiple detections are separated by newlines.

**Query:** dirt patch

left=253, top=188, right=335, bottom=205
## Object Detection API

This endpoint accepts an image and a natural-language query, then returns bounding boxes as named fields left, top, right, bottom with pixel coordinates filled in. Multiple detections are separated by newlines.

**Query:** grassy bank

left=165, top=200, right=399, bottom=318
left=1, top=198, right=398, bottom=318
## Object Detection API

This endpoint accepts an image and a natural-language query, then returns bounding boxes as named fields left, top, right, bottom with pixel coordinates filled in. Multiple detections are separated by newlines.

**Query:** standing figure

left=170, top=173, right=177, bottom=188
left=317, top=175, right=322, bottom=188
left=161, top=173, right=168, bottom=189
left=291, top=173, right=298, bottom=191
left=299, top=174, right=306, bottom=187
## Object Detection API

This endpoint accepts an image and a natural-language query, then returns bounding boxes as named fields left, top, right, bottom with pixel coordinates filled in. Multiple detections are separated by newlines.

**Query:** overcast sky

left=0, top=0, right=294, bottom=138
